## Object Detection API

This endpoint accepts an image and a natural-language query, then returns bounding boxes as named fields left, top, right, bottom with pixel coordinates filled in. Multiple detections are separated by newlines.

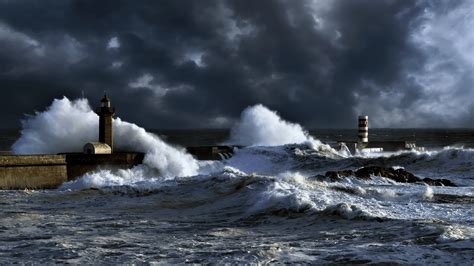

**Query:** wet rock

left=313, top=166, right=456, bottom=186
left=355, top=166, right=419, bottom=182
left=421, top=177, right=456, bottom=187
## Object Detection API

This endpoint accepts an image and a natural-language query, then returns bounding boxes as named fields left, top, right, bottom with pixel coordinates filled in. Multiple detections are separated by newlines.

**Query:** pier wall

left=63, top=153, right=145, bottom=180
left=0, top=152, right=144, bottom=189
left=0, top=155, right=67, bottom=189
left=186, top=146, right=238, bottom=160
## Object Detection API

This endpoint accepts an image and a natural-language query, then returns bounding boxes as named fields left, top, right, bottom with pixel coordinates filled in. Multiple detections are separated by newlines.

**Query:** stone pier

left=0, top=152, right=144, bottom=189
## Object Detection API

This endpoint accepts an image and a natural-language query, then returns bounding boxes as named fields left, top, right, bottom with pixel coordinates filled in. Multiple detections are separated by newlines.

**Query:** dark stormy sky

left=0, top=0, right=473, bottom=129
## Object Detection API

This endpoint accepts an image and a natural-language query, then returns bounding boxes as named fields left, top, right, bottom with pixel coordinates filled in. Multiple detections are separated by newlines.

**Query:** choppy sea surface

left=1, top=128, right=474, bottom=264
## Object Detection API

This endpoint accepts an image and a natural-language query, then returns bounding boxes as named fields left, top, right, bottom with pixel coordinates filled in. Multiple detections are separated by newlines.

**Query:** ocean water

left=0, top=99, right=473, bottom=264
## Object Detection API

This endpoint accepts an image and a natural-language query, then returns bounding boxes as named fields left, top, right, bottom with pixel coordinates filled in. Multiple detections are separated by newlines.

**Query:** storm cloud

left=0, top=0, right=472, bottom=128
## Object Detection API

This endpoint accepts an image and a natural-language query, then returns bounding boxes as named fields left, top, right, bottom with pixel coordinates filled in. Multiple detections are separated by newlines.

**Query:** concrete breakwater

left=0, top=153, right=144, bottom=189
left=0, top=144, right=238, bottom=190
left=186, top=145, right=239, bottom=160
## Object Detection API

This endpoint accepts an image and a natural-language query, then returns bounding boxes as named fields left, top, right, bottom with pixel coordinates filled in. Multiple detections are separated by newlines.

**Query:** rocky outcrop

left=314, top=166, right=456, bottom=186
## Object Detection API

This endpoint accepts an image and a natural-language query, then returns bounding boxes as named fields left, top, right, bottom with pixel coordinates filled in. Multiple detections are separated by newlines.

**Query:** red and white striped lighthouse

left=358, top=116, right=368, bottom=143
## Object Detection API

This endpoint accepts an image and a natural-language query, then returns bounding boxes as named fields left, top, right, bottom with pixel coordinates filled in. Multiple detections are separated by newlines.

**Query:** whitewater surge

left=12, top=98, right=97, bottom=154
left=13, top=97, right=474, bottom=189
left=12, top=97, right=199, bottom=178
left=3, top=98, right=474, bottom=263
left=227, top=104, right=335, bottom=153
left=9, top=97, right=474, bottom=224
left=12, top=98, right=345, bottom=190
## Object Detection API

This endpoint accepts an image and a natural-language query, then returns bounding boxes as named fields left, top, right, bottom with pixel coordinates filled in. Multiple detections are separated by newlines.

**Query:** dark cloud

left=0, top=0, right=471, bottom=129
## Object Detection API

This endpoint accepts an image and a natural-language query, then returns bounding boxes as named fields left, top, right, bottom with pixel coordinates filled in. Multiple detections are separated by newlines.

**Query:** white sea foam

left=437, top=225, right=474, bottom=243
left=225, top=146, right=295, bottom=175
left=12, top=98, right=97, bottom=154
left=245, top=176, right=316, bottom=216
left=112, top=118, right=199, bottom=177
left=228, top=104, right=309, bottom=146
left=227, top=104, right=334, bottom=153
left=12, top=97, right=199, bottom=178
left=322, top=203, right=370, bottom=220
left=422, top=186, right=434, bottom=200
left=61, top=165, right=163, bottom=190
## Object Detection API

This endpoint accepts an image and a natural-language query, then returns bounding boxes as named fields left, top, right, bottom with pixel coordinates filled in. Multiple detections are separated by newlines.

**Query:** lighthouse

left=97, top=94, right=115, bottom=151
left=358, top=116, right=369, bottom=144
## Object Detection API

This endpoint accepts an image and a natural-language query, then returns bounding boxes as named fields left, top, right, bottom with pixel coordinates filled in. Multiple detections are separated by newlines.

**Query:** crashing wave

left=12, top=97, right=199, bottom=178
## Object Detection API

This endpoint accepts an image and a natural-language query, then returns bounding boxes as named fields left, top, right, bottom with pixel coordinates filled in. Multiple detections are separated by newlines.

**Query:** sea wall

left=64, top=153, right=144, bottom=180
left=0, top=152, right=144, bottom=189
left=0, top=155, right=67, bottom=189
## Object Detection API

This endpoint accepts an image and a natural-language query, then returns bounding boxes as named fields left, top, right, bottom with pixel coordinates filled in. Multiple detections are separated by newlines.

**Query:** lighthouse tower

left=358, top=115, right=369, bottom=144
left=97, top=94, right=115, bottom=151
